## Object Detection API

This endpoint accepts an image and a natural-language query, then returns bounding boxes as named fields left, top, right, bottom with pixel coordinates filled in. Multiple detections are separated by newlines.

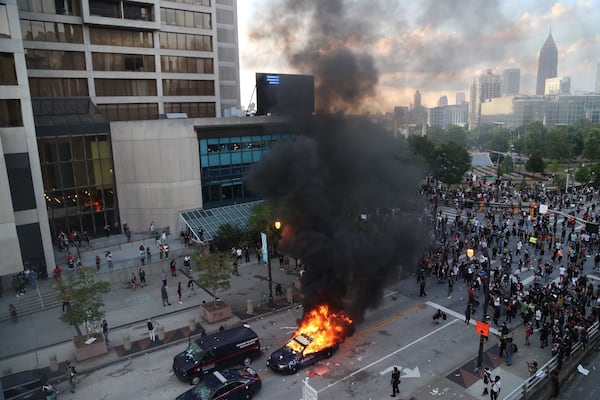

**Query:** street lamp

left=263, top=220, right=281, bottom=308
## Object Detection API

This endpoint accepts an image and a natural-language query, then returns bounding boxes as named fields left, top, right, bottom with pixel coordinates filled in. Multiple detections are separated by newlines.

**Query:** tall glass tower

left=536, top=32, right=558, bottom=95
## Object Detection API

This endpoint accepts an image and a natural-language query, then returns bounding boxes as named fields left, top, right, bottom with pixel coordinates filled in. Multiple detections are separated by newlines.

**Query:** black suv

left=175, top=367, right=262, bottom=400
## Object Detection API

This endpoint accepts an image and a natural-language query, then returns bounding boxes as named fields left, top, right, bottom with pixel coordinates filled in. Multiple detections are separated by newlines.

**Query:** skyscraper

left=413, top=90, right=422, bottom=110
left=501, top=68, right=521, bottom=96
left=469, top=69, right=502, bottom=130
left=536, top=32, right=558, bottom=95
left=456, top=92, right=466, bottom=104
left=595, top=64, right=600, bottom=93
left=437, top=95, right=448, bottom=107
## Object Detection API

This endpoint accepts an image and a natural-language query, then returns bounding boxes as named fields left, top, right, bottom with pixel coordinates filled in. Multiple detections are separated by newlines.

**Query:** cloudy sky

left=237, top=0, right=600, bottom=113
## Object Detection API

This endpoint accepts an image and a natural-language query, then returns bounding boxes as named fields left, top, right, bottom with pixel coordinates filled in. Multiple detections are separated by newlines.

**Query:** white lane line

left=318, top=318, right=458, bottom=394
left=587, top=274, right=600, bottom=281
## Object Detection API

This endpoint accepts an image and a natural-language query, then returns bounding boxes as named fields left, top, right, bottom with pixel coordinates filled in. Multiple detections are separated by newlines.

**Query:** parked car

left=175, top=367, right=261, bottom=400
left=266, top=333, right=338, bottom=374
left=0, top=369, right=48, bottom=400
left=173, top=326, right=261, bottom=384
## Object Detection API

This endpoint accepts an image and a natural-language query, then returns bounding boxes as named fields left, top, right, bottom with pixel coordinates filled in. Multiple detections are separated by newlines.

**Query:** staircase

left=0, top=287, right=62, bottom=323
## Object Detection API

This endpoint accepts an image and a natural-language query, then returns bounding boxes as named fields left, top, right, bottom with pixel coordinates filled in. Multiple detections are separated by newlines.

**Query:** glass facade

left=95, top=79, right=157, bottom=97
left=38, top=134, right=119, bottom=238
left=17, top=0, right=82, bottom=16
left=164, top=102, right=215, bottom=118
left=0, top=100, right=23, bottom=127
left=92, top=52, right=155, bottom=72
left=89, top=26, right=153, bottom=48
left=163, top=79, right=214, bottom=96
left=89, top=0, right=153, bottom=21
left=160, top=8, right=211, bottom=29
left=160, top=55, right=213, bottom=74
left=199, top=133, right=295, bottom=208
left=25, top=49, right=86, bottom=70
left=20, top=19, right=84, bottom=42
left=29, top=78, right=88, bottom=97
left=97, top=103, right=159, bottom=121
left=0, top=52, right=17, bottom=84
left=159, top=32, right=212, bottom=51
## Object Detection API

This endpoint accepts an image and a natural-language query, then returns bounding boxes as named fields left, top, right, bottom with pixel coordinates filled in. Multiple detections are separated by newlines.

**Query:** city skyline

left=238, top=0, right=600, bottom=112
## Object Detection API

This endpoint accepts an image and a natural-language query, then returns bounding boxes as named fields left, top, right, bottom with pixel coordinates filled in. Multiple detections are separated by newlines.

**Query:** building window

left=169, top=0, right=211, bottom=5
left=29, top=78, right=88, bottom=97
left=160, top=8, right=211, bottom=29
left=97, top=103, right=159, bottom=121
left=160, top=55, right=213, bottom=74
left=90, top=27, right=153, bottom=48
left=38, top=134, right=119, bottom=238
left=89, top=0, right=153, bottom=21
left=20, top=19, right=83, bottom=42
left=25, top=49, right=86, bottom=70
left=5, top=153, right=36, bottom=211
left=0, top=5, right=10, bottom=38
left=95, top=79, right=157, bottom=96
left=17, top=0, right=82, bottom=16
left=159, top=32, right=212, bottom=51
left=164, top=102, right=215, bottom=118
left=162, top=79, right=214, bottom=96
left=0, top=100, right=23, bottom=127
left=92, top=52, right=155, bottom=72
left=0, top=53, right=18, bottom=84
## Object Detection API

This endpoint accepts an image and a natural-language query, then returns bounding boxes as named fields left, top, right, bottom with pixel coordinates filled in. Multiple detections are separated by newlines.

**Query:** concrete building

left=469, top=69, right=502, bottom=130
left=437, top=95, right=448, bottom=107
left=0, top=0, right=242, bottom=280
left=480, top=94, right=600, bottom=128
left=595, top=64, right=600, bottom=93
left=456, top=92, right=466, bottom=105
left=427, top=103, right=468, bottom=128
left=536, top=32, right=558, bottom=95
left=545, top=76, right=571, bottom=95
left=501, top=68, right=520, bottom=96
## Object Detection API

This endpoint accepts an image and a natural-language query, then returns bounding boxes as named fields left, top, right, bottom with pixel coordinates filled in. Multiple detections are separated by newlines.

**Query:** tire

left=326, top=349, right=333, bottom=358
left=243, top=357, right=252, bottom=366
left=243, top=393, right=253, bottom=400
left=191, top=376, right=200, bottom=385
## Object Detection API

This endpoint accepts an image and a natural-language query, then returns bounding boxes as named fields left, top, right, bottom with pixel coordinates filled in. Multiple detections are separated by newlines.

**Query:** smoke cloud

left=247, top=116, right=427, bottom=322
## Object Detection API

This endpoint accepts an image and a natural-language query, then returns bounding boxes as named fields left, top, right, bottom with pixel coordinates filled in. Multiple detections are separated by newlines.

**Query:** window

left=162, top=80, right=214, bottom=96
left=25, top=49, right=85, bottom=70
left=97, top=103, right=158, bottom=121
left=29, top=78, right=88, bottom=97
left=160, top=56, right=213, bottom=74
left=90, top=27, right=153, bottom=48
left=95, top=79, right=157, bottom=96
left=20, top=20, right=83, bottom=43
left=92, top=53, right=155, bottom=72
left=164, top=102, right=216, bottom=118
left=89, top=0, right=120, bottom=18
left=0, top=53, right=17, bottom=84
left=18, top=0, right=81, bottom=16
left=0, top=100, right=23, bottom=127
left=159, top=32, right=212, bottom=51
left=160, top=8, right=211, bottom=29
left=0, top=5, right=10, bottom=38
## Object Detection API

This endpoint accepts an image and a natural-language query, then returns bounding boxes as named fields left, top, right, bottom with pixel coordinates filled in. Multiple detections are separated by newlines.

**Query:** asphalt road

left=559, top=343, right=600, bottom=400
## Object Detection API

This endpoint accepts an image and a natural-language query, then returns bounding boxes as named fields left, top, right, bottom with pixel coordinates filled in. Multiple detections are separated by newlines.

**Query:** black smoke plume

left=247, top=116, right=427, bottom=322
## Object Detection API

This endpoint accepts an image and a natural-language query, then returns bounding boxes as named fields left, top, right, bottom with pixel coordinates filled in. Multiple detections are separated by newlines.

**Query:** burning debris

left=288, top=305, right=352, bottom=355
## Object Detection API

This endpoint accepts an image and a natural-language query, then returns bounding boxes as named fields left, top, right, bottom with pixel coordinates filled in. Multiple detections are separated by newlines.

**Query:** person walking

left=170, top=258, right=177, bottom=276
left=390, top=366, right=401, bottom=397
left=490, top=375, right=501, bottom=400
left=61, top=290, right=71, bottom=313
left=95, top=254, right=100, bottom=271
left=164, top=243, right=170, bottom=258
left=139, top=244, right=146, bottom=265
left=147, top=319, right=156, bottom=341
left=131, top=272, right=137, bottom=291
left=66, top=361, right=77, bottom=393
left=161, top=284, right=171, bottom=306
left=177, top=282, right=183, bottom=304
left=139, top=267, right=146, bottom=288
left=102, top=319, right=109, bottom=344
left=187, top=274, right=195, bottom=296
left=464, top=303, right=472, bottom=325
left=146, top=246, right=152, bottom=264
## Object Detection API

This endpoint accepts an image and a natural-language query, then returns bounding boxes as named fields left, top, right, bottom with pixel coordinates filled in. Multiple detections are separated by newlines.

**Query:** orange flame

left=287, top=305, right=353, bottom=355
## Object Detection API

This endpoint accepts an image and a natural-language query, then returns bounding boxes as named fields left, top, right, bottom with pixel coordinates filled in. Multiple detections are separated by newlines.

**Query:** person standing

left=177, top=282, right=183, bottom=304
left=390, top=366, right=401, bottom=397
left=161, top=270, right=167, bottom=288
left=170, top=258, right=177, bottom=276
left=102, top=319, right=109, bottom=344
left=147, top=319, right=156, bottom=341
left=490, top=375, right=501, bottom=400
left=187, top=274, right=195, bottom=296
left=66, top=361, right=77, bottom=393
left=61, top=291, right=71, bottom=312
left=164, top=243, right=170, bottom=258
left=139, top=267, right=146, bottom=288
left=95, top=254, right=100, bottom=271
left=447, top=274, right=454, bottom=299
left=139, top=244, right=146, bottom=265
left=481, top=367, right=491, bottom=395
left=146, top=246, right=152, bottom=264
left=131, top=272, right=137, bottom=291
left=161, top=284, right=171, bottom=306
left=9, top=304, right=17, bottom=323
left=106, top=251, right=113, bottom=270
left=464, top=303, right=472, bottom=325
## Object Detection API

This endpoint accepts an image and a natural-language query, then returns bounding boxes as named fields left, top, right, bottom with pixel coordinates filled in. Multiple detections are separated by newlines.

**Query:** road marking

left=358, top=303, right=427, bottom=337
left=318, top=318, right=458, bottom=394
left=379, top=366, right=396, bottom=375
left=425, top=301, right=499, bottom=337
left=378, top=366, right=421, bottom=378
left=587, top=274, right=600, bottom=281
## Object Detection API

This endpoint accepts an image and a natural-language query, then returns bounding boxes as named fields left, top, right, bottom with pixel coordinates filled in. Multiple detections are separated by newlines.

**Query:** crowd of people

left=420, top=177, right=600, bottom=374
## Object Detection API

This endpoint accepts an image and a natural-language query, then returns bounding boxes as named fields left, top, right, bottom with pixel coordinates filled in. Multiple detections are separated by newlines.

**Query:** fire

left=287, top=305, right=353, bottom=355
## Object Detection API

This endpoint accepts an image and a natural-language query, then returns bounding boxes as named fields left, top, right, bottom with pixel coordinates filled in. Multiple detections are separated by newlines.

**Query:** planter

left=73, top=333, right=108, bottom=362
left=200, top=301, right=232, bottom=323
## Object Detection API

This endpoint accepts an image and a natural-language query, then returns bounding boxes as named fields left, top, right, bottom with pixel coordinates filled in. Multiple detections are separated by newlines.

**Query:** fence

left=502, top=320, right=599, bottom=400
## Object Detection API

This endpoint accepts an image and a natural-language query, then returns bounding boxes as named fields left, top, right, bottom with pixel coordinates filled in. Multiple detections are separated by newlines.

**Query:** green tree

left=584, top=127, right=600, bottom=160
left=444, top=125, right=468, bottom=147
left=575, top=164, right=591, bottom=183
left=567, top=118, right=593, bottom=158
left=523, top=121, right=547, bottom=157
left=193, top=253, right=231, bottom=307
left=545, top=127, right=569, bottom=160
left=57, top=267, right=111, bottom=336
left=211, top=223, right=247, bottom=252
left=486, top=128, right=511, bottom=153
left=525, top=152, right=545, bottom=173
left=432, top=142, right=471, bottom=185
left=502, top=155, right=514, bottom=174
left=407, top=134, right=436, bottom=170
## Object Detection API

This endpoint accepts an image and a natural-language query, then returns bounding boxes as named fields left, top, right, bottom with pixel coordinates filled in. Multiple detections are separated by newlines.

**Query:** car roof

left=195, top=326, right=258, bottom=350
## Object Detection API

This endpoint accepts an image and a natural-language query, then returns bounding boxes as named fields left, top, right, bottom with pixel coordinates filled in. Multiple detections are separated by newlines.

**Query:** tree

left=57, top=267, right=111, bottom=336
left=211, top=223, right=247, bottom=252
left=523, top=121, right=547, bottom=157
left=407, top=134, right=436, bottom=170
left=584, top=128, right=600, bottom=160
left=545, top=127, right=569, bottom=160
left=193, top=253, right=232, bottom=307
left=525, top=152, right=545, bottom=173
left=432, top=142, right=471, bottom=185
left=575, top=164, right=591, bottom=183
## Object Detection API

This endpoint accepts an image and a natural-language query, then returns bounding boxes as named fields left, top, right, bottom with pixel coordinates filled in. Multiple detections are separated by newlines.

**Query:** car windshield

left=185, top=342, right=204, bottom=361
left=191, top=381, right=216, bottom=400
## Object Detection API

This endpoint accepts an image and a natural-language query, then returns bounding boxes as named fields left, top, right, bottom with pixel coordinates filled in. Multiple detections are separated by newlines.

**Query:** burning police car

left=266, top=332, right=338, bottom=374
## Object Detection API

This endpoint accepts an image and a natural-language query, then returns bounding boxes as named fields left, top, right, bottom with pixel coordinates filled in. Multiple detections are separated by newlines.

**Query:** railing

left=502, top=321, right=599, bottom=400
left=95, top=245, right=200, bottom=275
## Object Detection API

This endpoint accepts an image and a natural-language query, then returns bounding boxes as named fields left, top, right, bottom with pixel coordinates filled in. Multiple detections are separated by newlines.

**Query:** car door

left=213, top=382, right=243, bottom=399
left=202, top=350, right=216, bottom=374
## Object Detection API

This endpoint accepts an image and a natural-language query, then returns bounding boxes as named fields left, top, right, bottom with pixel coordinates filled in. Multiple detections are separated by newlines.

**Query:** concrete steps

left=0, top=288, right=61, bottom=323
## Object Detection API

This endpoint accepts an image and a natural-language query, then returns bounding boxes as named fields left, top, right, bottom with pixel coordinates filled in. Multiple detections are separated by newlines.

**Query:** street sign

left=475, top=320, right=490, bottom=337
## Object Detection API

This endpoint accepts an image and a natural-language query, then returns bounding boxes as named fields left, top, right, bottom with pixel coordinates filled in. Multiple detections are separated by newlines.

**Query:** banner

left=261, top=232, right=268, bottom=264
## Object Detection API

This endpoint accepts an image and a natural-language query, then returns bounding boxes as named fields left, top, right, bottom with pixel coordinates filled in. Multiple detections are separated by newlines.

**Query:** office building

left=427, top=103, right=468, bottom=128
left=501, top=68, right=520, bottom=96
left=595, top=64, right=600, bottom=93
left=0, top=0, right=243, bottom=280
left=545, top=76, right=571, bottom=95
left=536, top=32, right=558, bottom=95
left=437, top=95, right=448, bottom=107
left=456, top=92, right=466, bottom=105
left=469, top=69, right=502, bottom=130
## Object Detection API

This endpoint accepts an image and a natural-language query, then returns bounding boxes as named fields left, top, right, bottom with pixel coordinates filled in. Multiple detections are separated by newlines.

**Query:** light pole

left=264, top=221, right=281, bottom=308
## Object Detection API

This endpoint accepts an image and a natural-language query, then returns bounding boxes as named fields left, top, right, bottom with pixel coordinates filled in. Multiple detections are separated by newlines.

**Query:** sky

left=236, top=0, right=600, bottom=113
